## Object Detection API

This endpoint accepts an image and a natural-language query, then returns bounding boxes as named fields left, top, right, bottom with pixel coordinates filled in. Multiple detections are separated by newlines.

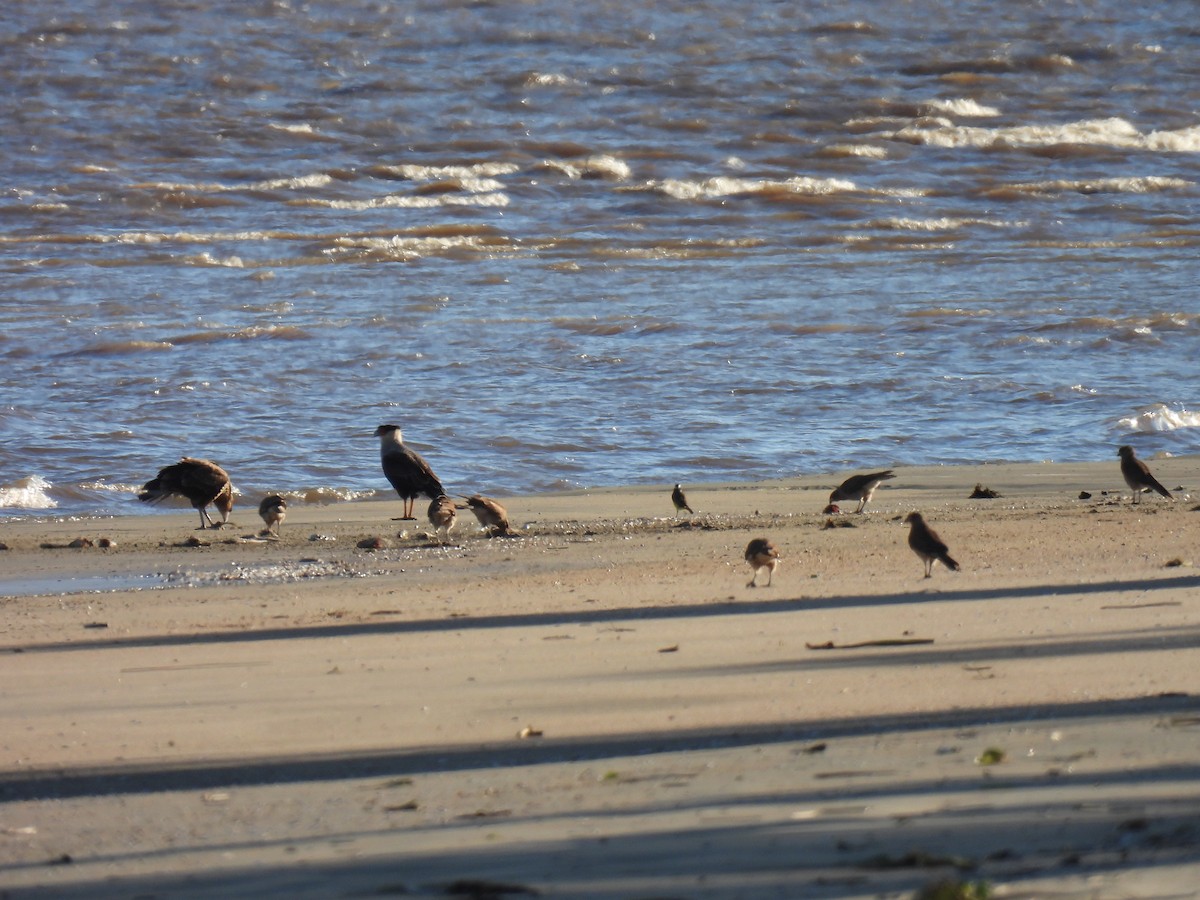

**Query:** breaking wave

left=1119, top=404, right=1200, bottom=433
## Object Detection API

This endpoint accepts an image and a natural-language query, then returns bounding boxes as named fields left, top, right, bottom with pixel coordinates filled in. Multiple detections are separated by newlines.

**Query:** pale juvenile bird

left=258, top=494, right=287, bottom=537
left=138, top=457, right=233, bottom=530
left=375, top=424, right=445, bottom=520
left=904, top=511, right=960, bottom=578
left=1117, top=445, right=1172, bottom=504
left=744, top=537, right=780, bottom=587
left=671, top=483, right=694, bottom=516
left=464, top=494, right=510, bottom=536
left=427, top=494, right=457, bottom=542
left=829, top=470, right=895, bottom=513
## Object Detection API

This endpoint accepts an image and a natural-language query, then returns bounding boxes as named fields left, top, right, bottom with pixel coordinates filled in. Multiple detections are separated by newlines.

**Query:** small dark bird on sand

left=671, top=483, right=694, bottom=516
left=258, top=495, right=287, bottom=536
left=904, top=511, right=959, bottom=578
left=745, top=537, right=780, bottom=588
left=465, top=494, right=510, bottom=536
left=1117, top=445, right=1172, bottom=504
left=428, top=494, right=457, bottom=542
left=829, top=470, right=895, bottom=513
left=375, top=424, right=445, bottom=520
left=139, top=458, right=233, bottom=530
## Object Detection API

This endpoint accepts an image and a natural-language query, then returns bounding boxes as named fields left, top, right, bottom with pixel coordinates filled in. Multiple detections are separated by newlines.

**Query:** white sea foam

left=890, top=116, right=1200, bottom=152
left=539, top=155, right=632, bottom=180
left=994, top=176, right=1193, bottom=195
left=374, top=162, right=521, bottom=180
left=920, top=98, right=1001, bottom=117
left=649, top=175, right=856, bottom=201
left=0, top=475, right=57, bottom=509
left=1119, top=404, right=1200, bottom=433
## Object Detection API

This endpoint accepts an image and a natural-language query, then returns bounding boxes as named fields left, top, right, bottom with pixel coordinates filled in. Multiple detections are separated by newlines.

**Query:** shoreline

left=2, top=457, right=1199, bottom=898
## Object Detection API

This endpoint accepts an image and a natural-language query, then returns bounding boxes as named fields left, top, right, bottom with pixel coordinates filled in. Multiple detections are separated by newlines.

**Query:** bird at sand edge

left=1117, top=445, right=1173, bottom=504
left=744, top=537, right=780, bottom=588
left=375, top=424, right=445, bottom=520
left=427, top=494, right=457, bottom=542
left=671, top=483, right=694, bottom=516
left=258, top=495, right=287, bottom=537
left=138, top=457, right=234, bottom=530
left=829, top=470, right=895, bottom=514
left=904, top=511, right=959, bottom=578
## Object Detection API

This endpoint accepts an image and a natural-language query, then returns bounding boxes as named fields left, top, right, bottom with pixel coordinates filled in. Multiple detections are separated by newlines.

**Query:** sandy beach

left=1, top=459, right=1198, bottom=899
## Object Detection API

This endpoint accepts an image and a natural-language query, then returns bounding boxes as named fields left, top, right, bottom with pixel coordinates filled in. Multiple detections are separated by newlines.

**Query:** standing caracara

left=374, top=424, right=445, bottom=520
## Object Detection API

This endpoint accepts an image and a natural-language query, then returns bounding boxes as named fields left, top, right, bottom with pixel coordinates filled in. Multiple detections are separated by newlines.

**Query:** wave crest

left=0, top=475, right=58, bottom=509
left=1119, top=404, right=1200, bottom=433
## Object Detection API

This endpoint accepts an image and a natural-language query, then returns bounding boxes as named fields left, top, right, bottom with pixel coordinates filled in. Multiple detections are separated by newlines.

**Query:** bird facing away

left=258, top=494, right=287, bottom=537
left=671, top=483, right=694, bottom=516
left=375, top=424, right=445, bottom=520
left=464, top=494, right=510, bottom=536
left=1117, top=445, right=1172, bottom=504
left=138, top=458, right=233, bottom=530
left=904, top=511, right=960, bottom=578
left=829, top=470, right=896, bottom=514
left=744, top=537, right=780, bottom=588
left=427, top=494, right=457, bottom=542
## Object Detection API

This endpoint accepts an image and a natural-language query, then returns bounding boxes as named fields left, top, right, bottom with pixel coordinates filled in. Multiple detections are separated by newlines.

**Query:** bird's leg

left=198, top=508, right=213, bottom=530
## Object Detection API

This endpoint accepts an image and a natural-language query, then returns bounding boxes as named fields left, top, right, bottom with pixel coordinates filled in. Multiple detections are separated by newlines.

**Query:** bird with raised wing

left=139, top=458, right=233, bottom=530
left=829, top=470, right=895, bottom=513
left=904, top=511, right=959, bottom=578
left=1117, top=445, right=1172, bottom=504
left=744, top=537, right=780, bottom=587
left=465, top=494, right=510, bottom=536
left=375, top=424, right=445, bottom=520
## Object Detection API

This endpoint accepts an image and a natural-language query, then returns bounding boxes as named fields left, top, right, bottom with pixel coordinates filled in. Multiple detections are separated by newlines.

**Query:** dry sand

left=1, top=459, right=1198, bottom=899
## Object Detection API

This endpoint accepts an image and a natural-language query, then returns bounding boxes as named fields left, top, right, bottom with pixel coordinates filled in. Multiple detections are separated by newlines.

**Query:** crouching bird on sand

left=375, top=424, right=445, bottom=520
left=139, top=458, right=233, bottom=530
left=904, top=511, right=960, bottom=578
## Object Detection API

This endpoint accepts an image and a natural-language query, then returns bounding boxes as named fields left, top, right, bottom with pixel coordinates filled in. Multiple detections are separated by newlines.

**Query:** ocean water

left=2, top=0, right=1198, bottom=516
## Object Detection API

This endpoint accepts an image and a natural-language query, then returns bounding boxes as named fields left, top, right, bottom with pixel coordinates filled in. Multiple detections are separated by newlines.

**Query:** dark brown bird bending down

left=829, top=470, right=895, bottom=513
left=1117, top=445, right=1173, bottom=504
left=671, top=483, right=694, bottom=516
left=258, top=494, right=287, bottom=537
left=745, top=537, right=780, bottom=587
left=375, top=424, right=445, bottom=520
left=427, top=494, right=457, bottom=542
left=465, top=494, right=510, bottom=536
left=904, top=511, right=960, bottom=578
left=138, top=457, right=233, bottom=530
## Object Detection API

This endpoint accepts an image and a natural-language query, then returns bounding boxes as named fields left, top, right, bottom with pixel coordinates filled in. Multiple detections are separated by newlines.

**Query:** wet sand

left=1, top=459, right=1199, bottom=898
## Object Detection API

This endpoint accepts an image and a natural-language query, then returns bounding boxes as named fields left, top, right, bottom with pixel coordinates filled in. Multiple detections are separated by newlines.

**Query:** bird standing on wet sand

left=904, top=511, right=959, bottom=578
left=671, top=483, right=694, bottom=516
left=829, top=470, right=895, bottom=514
left=258, top=495, right=287, bottom=537
left=138, top=458, right=233, bottom=530
left=465, top=494, right=510, bottom=536
left=745, top=537, right=780, bottom=587
left=1117, top=445, right=1173, bottom=504
left=375, top=424, right=445, bottom=520
left=428, top=494, right=457, bottom=542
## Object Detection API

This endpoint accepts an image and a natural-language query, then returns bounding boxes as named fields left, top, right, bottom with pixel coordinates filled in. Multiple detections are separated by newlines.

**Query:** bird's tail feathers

left=138, top=480, right=167, bottom=504
left=940, top=553, right=960, bottom=571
